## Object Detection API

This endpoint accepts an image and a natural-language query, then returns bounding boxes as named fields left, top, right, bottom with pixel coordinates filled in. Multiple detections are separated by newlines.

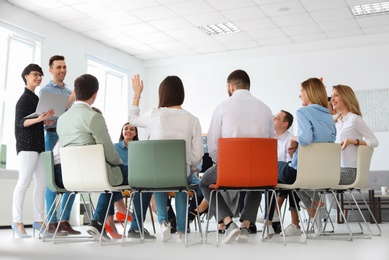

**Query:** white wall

left=0, top=1, right=144, bottom=93
left=142, top=34, right=389, bottom=171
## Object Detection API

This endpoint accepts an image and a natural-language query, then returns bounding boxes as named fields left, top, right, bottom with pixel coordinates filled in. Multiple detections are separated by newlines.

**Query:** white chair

left=60, top=144, right=131, bottom=245
left=326, top=146, right=381, bottom=237
left=276, top=143, right=347, bottom=242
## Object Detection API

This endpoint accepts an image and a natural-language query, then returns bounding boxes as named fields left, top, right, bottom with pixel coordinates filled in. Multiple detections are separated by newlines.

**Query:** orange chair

left=204, top=138, right=282, bottom=245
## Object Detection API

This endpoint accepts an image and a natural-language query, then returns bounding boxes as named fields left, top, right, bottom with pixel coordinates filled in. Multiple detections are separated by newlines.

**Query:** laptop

left=24, top=92, right=69, bottom=120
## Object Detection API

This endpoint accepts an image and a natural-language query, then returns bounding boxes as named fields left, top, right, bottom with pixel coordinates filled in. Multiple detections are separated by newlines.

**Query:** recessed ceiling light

left=350, top=1, right=389, bottom=17
left=199, top=22, right=240, bottom=35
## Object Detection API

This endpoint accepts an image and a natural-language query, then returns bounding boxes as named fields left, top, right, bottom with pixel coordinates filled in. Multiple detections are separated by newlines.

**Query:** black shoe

left=169, top=220, right=177, bottom=234
left=87, top=220, right=110, bottom=241
left=249, top=223, right=257, bottom=234
left=272, top=221, right=282, bottom=234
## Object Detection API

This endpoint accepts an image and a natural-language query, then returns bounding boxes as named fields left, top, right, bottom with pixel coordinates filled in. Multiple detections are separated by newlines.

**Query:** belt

left=46, top=128, right=56, bottom=132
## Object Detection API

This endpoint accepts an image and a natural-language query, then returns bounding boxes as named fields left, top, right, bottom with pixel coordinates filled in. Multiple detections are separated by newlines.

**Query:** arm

left=296, top=109, right=313, bottom=146
left=207, top=106, right=223, bottom=162
left=131, top=74, right=143, bottom=107
left=190, top=119, right=203, bottom=171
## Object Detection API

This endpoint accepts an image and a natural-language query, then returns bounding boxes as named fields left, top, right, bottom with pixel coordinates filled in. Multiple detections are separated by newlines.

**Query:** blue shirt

left=114, top=140, right=128, bottom=166
left=289, top=104, right=336, bottom=170
left=40, top=80, right=73, bottom=129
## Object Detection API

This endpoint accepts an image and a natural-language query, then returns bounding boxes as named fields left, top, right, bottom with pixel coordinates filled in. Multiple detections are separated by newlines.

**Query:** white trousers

left=12, top=151, right=46, bottom=223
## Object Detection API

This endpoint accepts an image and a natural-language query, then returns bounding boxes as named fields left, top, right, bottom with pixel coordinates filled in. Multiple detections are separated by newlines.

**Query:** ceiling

left=6, top=0, right=389, bottom=61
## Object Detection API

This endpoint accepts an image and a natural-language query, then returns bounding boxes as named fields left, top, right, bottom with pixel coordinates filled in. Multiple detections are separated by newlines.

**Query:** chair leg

left=148, top=203, right=156, bottom=234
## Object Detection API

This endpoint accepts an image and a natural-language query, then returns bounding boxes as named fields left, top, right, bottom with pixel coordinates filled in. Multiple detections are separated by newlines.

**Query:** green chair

left=127, top=139, right=203, bottom=246
left=0, top=144, right=6, bottom=169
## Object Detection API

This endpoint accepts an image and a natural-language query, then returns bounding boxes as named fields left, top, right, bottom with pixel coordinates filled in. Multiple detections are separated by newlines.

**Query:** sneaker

left=280, top=223, right=301, bottom=236
left=262, top=224, right=275, bottom=239
left=257, top=211, right=279, bottom=223
left=236, top=228, right=249, bottom=243
left=161, top=223, right=172, bottom=242
left=177, top=231, right=184, bottom=243
left=87, top=220, right=110, bottom=241
left=222, top=222, right=240, bottom=244
left=127, top=228, right=156, bottom=240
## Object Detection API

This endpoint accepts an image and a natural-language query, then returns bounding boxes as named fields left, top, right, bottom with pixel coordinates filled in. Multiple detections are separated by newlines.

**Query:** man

left=40, top=55, right=75, bottom=150
left=39, top=55, right=77, bottom=235
left=200, top=69, right=274, bottom=244
left=274, top=110, right=294, bottom=162
left=57, top=74, right=155, bottom=241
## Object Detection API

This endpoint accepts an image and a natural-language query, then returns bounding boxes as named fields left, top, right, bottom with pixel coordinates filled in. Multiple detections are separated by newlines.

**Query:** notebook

left=24, top=92, right=69, bottom=120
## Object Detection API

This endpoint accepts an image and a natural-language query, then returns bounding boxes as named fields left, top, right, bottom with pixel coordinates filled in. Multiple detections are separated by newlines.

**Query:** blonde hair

left=332, top=85, right=362, bottom=118
left=301, top=78, right=328, bottom=108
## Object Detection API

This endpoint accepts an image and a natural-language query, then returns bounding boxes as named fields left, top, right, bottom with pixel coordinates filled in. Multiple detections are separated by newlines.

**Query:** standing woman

left=129, top=75, right=203, bottom=242
left=13, top=64, right=55, bottom=238
left=331, top=85, right=379, bottom=185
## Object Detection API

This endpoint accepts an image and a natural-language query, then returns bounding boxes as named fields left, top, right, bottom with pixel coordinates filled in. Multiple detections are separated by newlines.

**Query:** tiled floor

left=0, top=217, right=387, bottom=260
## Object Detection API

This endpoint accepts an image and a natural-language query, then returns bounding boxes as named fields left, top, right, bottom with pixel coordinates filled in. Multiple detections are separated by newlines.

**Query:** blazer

left=57, top=102, right=123, bottom=186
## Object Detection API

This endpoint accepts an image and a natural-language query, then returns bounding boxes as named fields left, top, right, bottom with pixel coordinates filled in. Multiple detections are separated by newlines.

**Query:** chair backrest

left=60, top=144, right=111, bottom=191
left=294, top=142, right=341, bottom=189
left=128, top=140, right=188, bottom=189
left=0, top=144, right=6, bottom=169
left=41, top=151, right=67, bottom=193
left=354, top=145, right=374, bottom=189
left=216, top=138, right=278, bottom=188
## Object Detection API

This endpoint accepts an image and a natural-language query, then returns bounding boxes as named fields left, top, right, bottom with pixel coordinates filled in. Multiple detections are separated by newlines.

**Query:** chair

left=126, top=139, right=203, bottom=246
left=60, top=144, right=131, bottom=245
left=276, top=143, right=346, bottom=242
left=204, top=138, right=281, bottom=245
left=40, top=151, right=91, bottom=243
left=326, top=145, right=381, bottom=237
left=0, top=144, right=6, bottom=169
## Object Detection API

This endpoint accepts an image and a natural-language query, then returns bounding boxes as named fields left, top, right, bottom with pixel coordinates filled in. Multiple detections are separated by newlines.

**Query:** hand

left=288, top=139, right=298, bottom=157
left=132, top=74, right=143, bottom=97
left=341, top=138, right=349, bottom=150
left=38, top=108, right=55, bottom=122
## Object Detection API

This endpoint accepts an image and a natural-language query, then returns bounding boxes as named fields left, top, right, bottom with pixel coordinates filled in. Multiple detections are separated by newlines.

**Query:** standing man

left=40, top=55, right=77, bottom=235
left=40, top=55, right=75, bottom=150
left=200, top=69, right=274, bottom=244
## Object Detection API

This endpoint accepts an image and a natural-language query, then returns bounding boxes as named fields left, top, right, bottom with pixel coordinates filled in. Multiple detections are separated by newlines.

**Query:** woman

left=103, top=122, right=139, bottom=239
left=129, top=74, right=202, bottom=242
left=265, top=78, right=336, bottom=237
left=13, top=64, right=55, bottom=238
left=331, top=85, right=379, bottom=185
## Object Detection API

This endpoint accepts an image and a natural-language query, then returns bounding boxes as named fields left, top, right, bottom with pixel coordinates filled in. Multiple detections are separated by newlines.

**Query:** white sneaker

left=313, top=213, right=322, bottom=237
left=161, top=223, right=172, bottom=242
left=257, top=211, right=279, bottom=223
left=280, top=223, right=301, bottom=236
left=177, top=231, right=184, bottom=243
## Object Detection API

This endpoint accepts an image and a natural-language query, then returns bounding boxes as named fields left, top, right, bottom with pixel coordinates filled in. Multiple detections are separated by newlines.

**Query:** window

left=87, top=56, right=129, bottom=142
left=0, top=23, right=42, bottom=170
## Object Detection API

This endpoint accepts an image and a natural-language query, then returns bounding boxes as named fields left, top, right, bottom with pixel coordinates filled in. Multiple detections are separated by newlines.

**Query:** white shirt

left=207, top=89, right=274, bottom=162
left=277, top=130, right=293, bottom=162
left=129, top=106, right=203, bottom=176
left=335, top=112, right=379, bottom=168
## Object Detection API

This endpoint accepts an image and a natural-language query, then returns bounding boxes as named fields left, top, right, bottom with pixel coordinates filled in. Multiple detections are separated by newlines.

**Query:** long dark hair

left=158, top=76, right=185, bottom=108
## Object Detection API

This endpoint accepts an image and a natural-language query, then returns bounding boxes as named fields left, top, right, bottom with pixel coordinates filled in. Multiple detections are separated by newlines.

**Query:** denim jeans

left=154, top=172, right=201, bottom=232
left=46, top=164, right=76, bottom=223
left=92, top=164, right=127, bottom=224
left=129, top=192, right=153, bottom=231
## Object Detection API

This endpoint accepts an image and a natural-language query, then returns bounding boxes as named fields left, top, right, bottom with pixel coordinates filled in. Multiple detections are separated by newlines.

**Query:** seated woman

left=129, top=74, right=203, bottom=242
left=264, top=78, right=336, bottom=238
left=331, top=84, right=379, bottom=184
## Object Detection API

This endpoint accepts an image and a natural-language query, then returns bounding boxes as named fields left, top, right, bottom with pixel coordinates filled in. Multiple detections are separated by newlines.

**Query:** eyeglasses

left=29, top=72, right=43, bottom=78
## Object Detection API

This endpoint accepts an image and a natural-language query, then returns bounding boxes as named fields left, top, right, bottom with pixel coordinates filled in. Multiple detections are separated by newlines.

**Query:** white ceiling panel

left=5, top=0, right=389, bottom=61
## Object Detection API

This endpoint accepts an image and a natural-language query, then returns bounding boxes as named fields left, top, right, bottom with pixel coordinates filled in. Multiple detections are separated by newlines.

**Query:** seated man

left=57, top=74, right=154, bottom=240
